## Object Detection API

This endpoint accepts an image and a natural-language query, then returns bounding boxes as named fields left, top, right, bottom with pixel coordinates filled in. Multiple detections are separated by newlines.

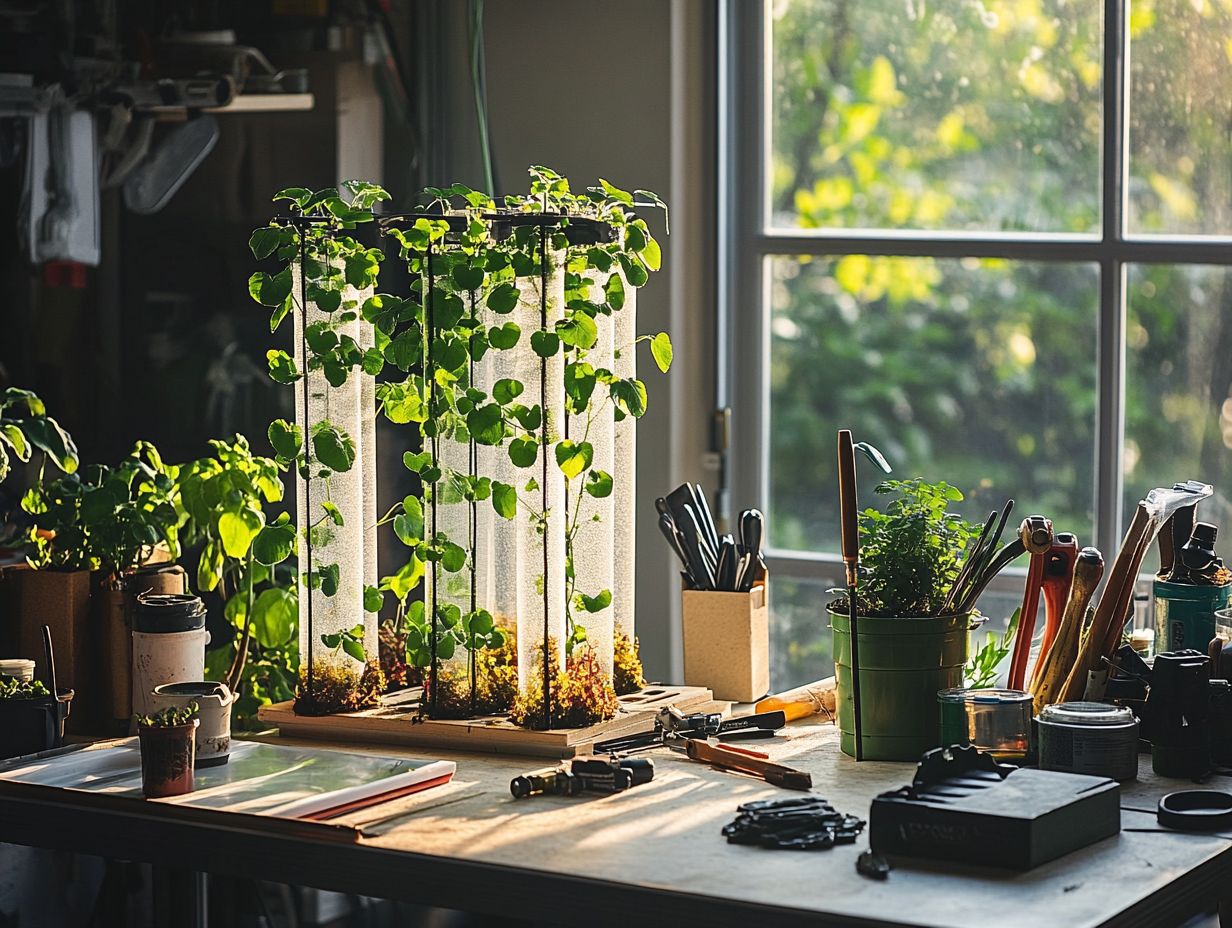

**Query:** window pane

left=1128, top=0, right=1232, bottom=235
left=770, top=576, right=837, bottom=691
left=768, top=0, right=1103, bottom=232
left=1124, top=266, right=1232, bottom=549
left=768, top=256, right=1098, bottom=553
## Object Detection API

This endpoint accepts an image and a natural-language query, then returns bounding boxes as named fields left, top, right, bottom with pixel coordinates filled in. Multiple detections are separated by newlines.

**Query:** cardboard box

left=682, top=581, right=769, bottom=702
left=0, top=567, right=94, bottom=733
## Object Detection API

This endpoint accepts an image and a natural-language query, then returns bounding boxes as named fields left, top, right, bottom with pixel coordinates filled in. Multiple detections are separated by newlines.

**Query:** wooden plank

left=257, top=685, right=725, bottom=758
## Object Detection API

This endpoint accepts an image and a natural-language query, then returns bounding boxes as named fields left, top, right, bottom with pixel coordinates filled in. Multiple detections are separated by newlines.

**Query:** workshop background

left=2, top=0, right=1232, bottom=924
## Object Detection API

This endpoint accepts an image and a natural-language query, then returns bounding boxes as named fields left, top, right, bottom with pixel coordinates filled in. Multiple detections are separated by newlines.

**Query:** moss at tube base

left=294, top=659, right=385, bottom=716
left=613, top=630, right=646, bottom=695
left=510, top=640, right=619, bottom=730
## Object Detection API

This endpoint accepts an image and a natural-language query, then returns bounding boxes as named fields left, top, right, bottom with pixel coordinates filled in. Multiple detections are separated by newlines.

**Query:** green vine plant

left=250, top=181, right=390, bottom=710
left=382, top=166, right=670, bottom=723
left=252, top=169, right=669, bottom=724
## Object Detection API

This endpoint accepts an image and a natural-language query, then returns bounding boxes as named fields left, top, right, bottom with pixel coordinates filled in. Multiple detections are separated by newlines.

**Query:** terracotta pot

left=138, top=719, right=198, bottom=798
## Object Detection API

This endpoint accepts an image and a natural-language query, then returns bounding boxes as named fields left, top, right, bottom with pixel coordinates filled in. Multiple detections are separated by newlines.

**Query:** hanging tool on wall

left=1005, top=517, right=1055, bottom=691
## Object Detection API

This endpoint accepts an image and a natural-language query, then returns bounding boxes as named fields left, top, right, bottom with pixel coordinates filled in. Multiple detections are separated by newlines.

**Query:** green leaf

left=511, top=404, right=542, bottom=430
left=492, top=378, right=524, bottom=405
left=0, top=423, right=29, bottom=462
left=437, top=635, right=456, bottom=661
left=218, top=507, right=265, bottom=559
left=530, top=330, right=560, bottom=358
left=557, top=314, right=598, bottom=349
left=248, top=268, right=293, bottom=307
left=618, top=253, right=649, bottom=288
left=342, top=637, right=366, bottom=663
left=20, top=416, right=78, bottom=474
left=319, top=563, right=341, bottom=597
left=599, top=178, right=635, bottom=205
left=308, top=285, right=342, bottom=313
left=649, top=332, right=673, bottom=373
left=492, top=482, right=517, bottom=519
left=564, top=362, right=596, bottom=410
left=252, top=516, right=296, bottom=565
left=441, top=542, right=467, bottom=573
left=610, top=378, right=648, bottom=418
left=487, top=282, right=519, bottom=314
left=311, top=423, right=356, bottom=472
left=554, top=440, right=593, bottom=480
left=393, top=512, right=420, bottom=547
left=585, top=470, right=614, bottom=498
left=581, top=589, right=612, bottom=613
left=509, top=436, right=538, bottom=468
left=252, top=587, right=297, bottom=648
left=272, top=186, right=312, bottom=207
left=402, top=496, right=425, bottom=538
left=197, top=539, right=224, bottom=592
left=266, top=350, right=301, bottom=384
left=386, top=556, right=425, bottom=601
left=248, top=226, right=284, bottom=260
left=451, top=264, right=485, bottom=291
left=403, top=451, right=431, bottom=474
left=625, top=223, right=647, bottom=252
left=488, top=322, right=521, bottom=350
left=267, top=419, right=302, bottom=460
left=642, top=234, right=662, bottom=271
left=605, top=272, right=625, bottom=311
left=321, top=500, right=344, bottom=526
left=467, top=403, right=505, bottom=446
left=364, top=585, right=385, bottom=613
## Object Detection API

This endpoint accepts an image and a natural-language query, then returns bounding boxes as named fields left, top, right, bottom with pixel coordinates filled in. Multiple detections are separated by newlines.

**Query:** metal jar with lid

left=1036, top=701, right=1139, bottom=780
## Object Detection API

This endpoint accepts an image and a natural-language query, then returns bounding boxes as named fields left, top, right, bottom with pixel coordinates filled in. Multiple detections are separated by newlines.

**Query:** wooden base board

left=257, top=685, right=728, bottom=758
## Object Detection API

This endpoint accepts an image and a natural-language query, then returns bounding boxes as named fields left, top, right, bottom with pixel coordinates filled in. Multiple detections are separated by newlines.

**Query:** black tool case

left=869, top=746, right=1121, bottom=870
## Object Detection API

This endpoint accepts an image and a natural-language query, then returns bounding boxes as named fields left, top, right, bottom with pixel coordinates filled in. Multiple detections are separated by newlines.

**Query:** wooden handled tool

left=1031, top=534, right=1080, bottom=687
left=1030, top=547, right=1104, bottom=712
left=837, top=429, right=864, bottom=761
left=755, top=678, right=837, bottom=722
left=1007, top=516, right=1053, bottom=691
left=685, top=739, right=813, bottom=790
left=1059, top=504, right=1152, bottom=702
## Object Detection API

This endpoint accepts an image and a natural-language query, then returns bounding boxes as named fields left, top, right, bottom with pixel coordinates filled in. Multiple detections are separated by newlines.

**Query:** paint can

left=937, top=687, right=1033, bottom=761
left=1153, top=579, right=1231, bottom=653
left=1036, top=701, right=1139, bottom=780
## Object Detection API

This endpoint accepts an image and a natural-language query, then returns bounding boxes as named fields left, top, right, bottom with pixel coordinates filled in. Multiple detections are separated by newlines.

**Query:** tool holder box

left=682, top=579, right=769, bottom=702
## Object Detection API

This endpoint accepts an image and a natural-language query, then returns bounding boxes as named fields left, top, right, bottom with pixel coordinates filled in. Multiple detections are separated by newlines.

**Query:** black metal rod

left=299, top=230, right=315, bottom=709
left=469, top=286, right=479, bottom=716
left=539, top=218, right=552, bottom=730
left=426, top=240, right=439, bottom=717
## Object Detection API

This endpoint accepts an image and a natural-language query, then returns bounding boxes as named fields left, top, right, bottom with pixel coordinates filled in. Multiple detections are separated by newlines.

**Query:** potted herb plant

left=136, top=701, right=199, bottom=798
left=828, top=479, right=981, bottom=761
left=0, top=675, right=74, bottom=760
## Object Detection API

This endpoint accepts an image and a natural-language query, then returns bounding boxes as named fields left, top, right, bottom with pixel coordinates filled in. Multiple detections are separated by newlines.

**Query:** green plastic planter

left=829, top=607, right=976, bottom=761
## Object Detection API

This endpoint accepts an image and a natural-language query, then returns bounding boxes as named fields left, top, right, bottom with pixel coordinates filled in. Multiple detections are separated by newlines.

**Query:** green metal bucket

left=829, top=607, right=976, bottom=761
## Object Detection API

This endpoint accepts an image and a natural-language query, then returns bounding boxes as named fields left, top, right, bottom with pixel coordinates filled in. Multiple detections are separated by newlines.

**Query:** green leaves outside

left=218, top=506, right=265, bottom=559
left=267, top=419, right=302, bottom=461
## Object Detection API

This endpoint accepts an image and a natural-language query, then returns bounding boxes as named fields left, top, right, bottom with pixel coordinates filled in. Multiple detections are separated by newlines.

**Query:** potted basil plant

left=828, top=479, right=981, bottom=761
left=0, top=675, right=74, bottom=760
left=136, top=701, right=199, bottom=797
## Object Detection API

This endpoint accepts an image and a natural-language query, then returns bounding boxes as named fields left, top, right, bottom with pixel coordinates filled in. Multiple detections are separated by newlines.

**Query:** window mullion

left=1095, top=0, right=1128, bottom=554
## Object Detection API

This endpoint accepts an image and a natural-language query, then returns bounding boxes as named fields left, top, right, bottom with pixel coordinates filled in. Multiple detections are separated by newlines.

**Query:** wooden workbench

left=0, top=718, right=1229, bottom=927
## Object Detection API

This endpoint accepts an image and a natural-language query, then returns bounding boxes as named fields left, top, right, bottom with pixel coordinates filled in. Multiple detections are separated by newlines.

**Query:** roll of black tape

left=1157, top=790, right=1232, bottom=831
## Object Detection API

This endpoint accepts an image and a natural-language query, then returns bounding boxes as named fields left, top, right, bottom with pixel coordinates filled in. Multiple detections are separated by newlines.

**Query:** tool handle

left=1036, top=537, right=1079, bottom=674
left=756, top=679, right=836, bottom=722
left=1008, top=552, right=1045, bottom=690
left=837, top=431, right=859, bottom=572
left=686, top=739, right=813, bottom=790
left=717, top=709, right=785, bottom=734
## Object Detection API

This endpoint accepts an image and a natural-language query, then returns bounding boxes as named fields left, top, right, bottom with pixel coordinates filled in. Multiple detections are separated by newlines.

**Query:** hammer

left=1006, top=516, right=1054, bottom=691
left=1031, top=533, right=1080, bottom=688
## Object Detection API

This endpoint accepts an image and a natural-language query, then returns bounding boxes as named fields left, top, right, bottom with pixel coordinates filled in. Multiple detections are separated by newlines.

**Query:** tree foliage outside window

left=756, top=0, right=1232, bottom=689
